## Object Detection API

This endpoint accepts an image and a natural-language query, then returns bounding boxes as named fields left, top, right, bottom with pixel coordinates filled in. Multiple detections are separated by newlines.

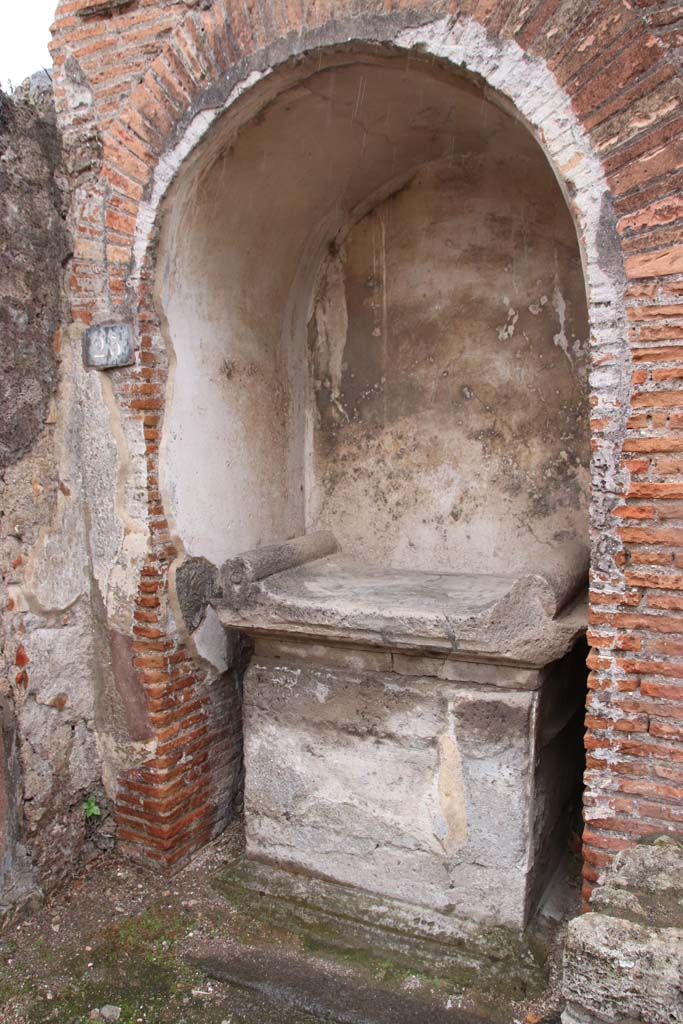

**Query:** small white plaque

left=84, top=323, right=134, bottom=369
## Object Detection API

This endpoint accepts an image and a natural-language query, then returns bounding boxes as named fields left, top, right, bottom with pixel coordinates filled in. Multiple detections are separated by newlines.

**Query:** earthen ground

left=0, top=819, right=571, bottom=1024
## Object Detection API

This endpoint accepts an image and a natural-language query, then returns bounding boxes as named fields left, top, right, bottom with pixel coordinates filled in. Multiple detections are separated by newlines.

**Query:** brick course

left=50, top=0, right=683, bottom=898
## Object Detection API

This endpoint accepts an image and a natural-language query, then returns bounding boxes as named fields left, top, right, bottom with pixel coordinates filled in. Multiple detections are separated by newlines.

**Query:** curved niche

left=157, top=51, right=589, bottom=582
left=157, top=48, right=592, bottom=932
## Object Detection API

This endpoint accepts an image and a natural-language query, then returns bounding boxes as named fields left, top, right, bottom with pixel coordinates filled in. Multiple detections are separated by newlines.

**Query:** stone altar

left=205, top=533, right=587, bottom=931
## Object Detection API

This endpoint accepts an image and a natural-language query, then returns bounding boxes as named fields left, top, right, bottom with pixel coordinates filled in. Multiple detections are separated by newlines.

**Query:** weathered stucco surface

left=157, top=54, right=589, bottom=583
left=0, top=86, right=103, bottom=910
left=0, top=85, right=154, bottom=912
left=308, top=71, right=589, bottom=576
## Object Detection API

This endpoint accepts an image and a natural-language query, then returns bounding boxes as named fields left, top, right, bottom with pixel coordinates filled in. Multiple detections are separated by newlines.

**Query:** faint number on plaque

left=85, top=323, right=134, bottom=369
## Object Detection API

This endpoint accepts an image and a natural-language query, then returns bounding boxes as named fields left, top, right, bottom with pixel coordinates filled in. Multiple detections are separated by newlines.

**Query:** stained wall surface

left=159, top=58, right=589, bottom=580
left=244, top=643, right=585, bottom=929
left=308, top=91, right=589, bottom=575
left=0, top=85, right=111, bottom=913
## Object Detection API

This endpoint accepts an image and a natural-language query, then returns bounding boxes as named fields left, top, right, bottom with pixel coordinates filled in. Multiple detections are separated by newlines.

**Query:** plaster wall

left=310, top=143, right=589, bottom=574
left=158, top=56, right=589, bottom=579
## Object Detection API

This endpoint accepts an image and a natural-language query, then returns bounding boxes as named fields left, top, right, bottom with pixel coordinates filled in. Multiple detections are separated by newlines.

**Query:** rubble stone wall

left=36, top=0, right=683, bottom=900
left=0, top=85, right=112, bottom=914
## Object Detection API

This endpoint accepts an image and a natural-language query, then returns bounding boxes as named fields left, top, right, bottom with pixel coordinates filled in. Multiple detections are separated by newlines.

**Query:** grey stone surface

left=0, top=86, right=106, bottom=912
left=0, top=87, right=150, bottom=915
left=176, top=556, right=219, bottom=632
left=99, top=1006, right=122, bottom=1022
left=216, top=554, right=586, bottom=667
left=562, top=914, right=683, bottom=1024
left=590, top=836, right=683, bottom=929
left=243, top=643, right=584, bottom=930
left=0, top=88, right=67, bottom=469
left=562, top=839, right=683, bottom=1023
left=221, top=531, right=339, bottom=587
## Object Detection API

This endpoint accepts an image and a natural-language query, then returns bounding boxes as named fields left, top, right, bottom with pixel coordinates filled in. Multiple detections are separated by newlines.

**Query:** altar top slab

left=214, top=554, right=586, bottom=668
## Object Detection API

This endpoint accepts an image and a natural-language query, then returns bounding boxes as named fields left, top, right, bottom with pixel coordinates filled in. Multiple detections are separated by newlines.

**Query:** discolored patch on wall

left=309, top=123, right=590, bottom=578
left=109, top=631, right=153, bottom=743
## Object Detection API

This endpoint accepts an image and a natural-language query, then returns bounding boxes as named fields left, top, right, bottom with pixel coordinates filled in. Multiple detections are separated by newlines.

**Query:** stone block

left=562, top=838, right=683, bottom=1023
left=562, top=913, right=683, bottom=1023
left=244, top=647, right=583, bottom=930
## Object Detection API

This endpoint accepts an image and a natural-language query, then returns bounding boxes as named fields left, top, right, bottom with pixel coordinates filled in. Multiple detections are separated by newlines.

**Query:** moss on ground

left=211, top=864, right=548, bottom=1023
left=0, top=900, right=214, bottom=1024
left=0, top=833, right=562, bottom=1024
left=0, top=894, right=328, bottom=1024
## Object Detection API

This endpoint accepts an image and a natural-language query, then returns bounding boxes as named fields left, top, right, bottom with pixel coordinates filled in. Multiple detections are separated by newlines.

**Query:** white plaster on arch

left=132, top=17, right=626, bottom=311
left=131, top=70, right=266, bottom=286
left=130, top=12, right=629, bottom=583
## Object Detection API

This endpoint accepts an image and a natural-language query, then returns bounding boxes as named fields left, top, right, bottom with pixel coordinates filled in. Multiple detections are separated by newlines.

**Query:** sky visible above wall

left=0, top=0, right=55, bottom=92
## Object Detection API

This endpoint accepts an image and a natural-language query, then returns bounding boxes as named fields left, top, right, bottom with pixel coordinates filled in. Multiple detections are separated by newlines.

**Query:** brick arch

left=56, top=0, right=683, bottom=898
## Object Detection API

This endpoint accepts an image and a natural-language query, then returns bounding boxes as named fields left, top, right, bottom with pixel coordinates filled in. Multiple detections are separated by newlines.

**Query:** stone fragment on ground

left=99, top=1007, right=122, bottom=1022
left=562, top=836, right=683, bottom=1023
